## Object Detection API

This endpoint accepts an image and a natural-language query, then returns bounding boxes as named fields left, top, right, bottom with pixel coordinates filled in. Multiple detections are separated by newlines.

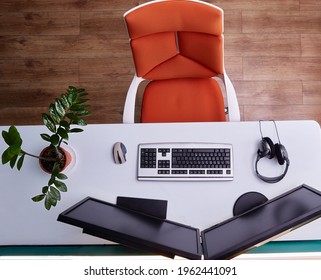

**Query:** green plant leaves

left=50, top=134, right=60, bottom=146
left=49, top=186, right=61, bottom=201
left=74, top=119, right=87, bottom=126
left=55, top=98, right=65, bottom=117
left=1, top=86, right=91, bottom=210
left=2, top=150, right=11, bottom=164
left=42, top=86, right=90, bottom=150
left=42, top=114, right=56, bottom=133
left=40, top=133, right=51, bottom=142
left=9, top=154, right=18, bottom=168
left=60, top=94, right=70, bottom=108
left=17, top=154, right=25, bottom=170
left=45, top=195, right=56, bottom=210
left=48, top=104, right=60, bottom=124
left=57, top=127, right=68, bottom=140
left=56, top=173, right=68, bottom=180
left=60, top=120, right=70, bottom=130
left=1, top=126, right=24, bottom=169
left=32, top=194, right=45, bottom=202
left=70, top=128, right=83, bottom=133
left=32, top=169, right=68, bottom=210
left=54, top=180, right=67, bottom=192
left=2, top=145, right=21, bottom=164
left=2, top=126, right=22, bottom=146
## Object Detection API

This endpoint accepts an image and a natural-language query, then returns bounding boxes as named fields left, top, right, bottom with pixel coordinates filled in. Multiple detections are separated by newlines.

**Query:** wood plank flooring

left=0, top=0, right=321, bottom=125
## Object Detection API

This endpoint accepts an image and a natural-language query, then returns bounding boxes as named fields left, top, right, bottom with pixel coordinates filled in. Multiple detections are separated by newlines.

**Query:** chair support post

left=224, top=73, right=240, bottom=121
left=123, top=75, right=144, bottom=124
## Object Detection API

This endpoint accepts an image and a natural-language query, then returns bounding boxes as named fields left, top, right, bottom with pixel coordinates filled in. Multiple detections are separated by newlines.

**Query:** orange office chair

left=122, top=0, right=240, bottom=123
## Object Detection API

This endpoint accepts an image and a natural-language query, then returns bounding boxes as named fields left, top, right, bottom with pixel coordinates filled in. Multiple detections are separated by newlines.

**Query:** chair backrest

left=124, top=0, right=224, bottom=80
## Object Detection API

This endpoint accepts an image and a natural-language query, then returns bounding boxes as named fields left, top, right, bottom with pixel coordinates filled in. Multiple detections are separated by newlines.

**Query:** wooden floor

left=0, top=0, right=321, bottom=125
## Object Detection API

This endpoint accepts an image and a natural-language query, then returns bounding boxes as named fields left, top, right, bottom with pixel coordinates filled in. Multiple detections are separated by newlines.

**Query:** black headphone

left=255, top=120, right=290, bottom=183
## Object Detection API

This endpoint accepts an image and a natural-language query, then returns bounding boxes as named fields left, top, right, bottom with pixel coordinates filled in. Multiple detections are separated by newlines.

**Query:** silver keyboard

left=137, top=142, right=233, bottom=181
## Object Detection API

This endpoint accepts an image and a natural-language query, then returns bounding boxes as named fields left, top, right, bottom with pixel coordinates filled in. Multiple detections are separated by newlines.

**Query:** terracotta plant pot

left=39, top=146, right=72, bottom=174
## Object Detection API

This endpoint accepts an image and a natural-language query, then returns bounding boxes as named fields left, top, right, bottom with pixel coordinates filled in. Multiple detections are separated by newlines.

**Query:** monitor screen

left=58, top=197, right=202, bottom=259
left=202, top=185, right=321, bottom=259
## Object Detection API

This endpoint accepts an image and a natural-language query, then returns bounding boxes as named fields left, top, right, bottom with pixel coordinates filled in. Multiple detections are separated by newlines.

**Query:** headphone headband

left=259, top=120, right=281, bottom=144
left=255, top=153, right=290, bottom=184
left=255, top=120, right=290, bottom=183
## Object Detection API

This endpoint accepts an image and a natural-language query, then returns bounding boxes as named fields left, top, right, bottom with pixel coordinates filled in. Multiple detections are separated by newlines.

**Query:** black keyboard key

left=172, top=170, right=188, bottom=175
left=158, top=170, right=170, bottom=174
left=189, top=170, right=205, bottom=174
left=158, top=160, right=170, bottom=168
left=141, top=148, right=157, bottom=168
left=139, top=144, right=232, bottom=180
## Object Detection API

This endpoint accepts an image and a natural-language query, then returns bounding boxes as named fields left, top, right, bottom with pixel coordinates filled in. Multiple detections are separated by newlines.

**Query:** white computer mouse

left=113, top=142, right=127, bottom=164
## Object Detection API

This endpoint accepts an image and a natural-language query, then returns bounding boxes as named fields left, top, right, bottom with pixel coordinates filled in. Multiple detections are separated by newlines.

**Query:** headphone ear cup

left=260, top=137, right=275, bottom=159
left=275, top=143, right=286, bottom=165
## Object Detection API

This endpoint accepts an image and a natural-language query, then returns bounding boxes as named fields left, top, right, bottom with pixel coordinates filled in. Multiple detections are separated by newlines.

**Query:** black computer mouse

left=113, top=142, right=127, bottom=164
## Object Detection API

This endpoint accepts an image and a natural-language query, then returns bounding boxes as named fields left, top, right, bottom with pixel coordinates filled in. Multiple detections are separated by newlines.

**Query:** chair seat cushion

left=141, top=78, right=226, bottom=123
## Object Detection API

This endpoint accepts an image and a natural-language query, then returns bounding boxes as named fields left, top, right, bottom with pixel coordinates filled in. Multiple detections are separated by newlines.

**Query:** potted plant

left=1, top=86, right=90, bottom=210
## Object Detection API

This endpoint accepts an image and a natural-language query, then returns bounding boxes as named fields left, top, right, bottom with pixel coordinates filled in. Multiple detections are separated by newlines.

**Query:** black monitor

left=58, top=184, right=321, bottom=259
left=58, top=197, right=202, bottom=259
left=202, top=185, right=321, bottom=259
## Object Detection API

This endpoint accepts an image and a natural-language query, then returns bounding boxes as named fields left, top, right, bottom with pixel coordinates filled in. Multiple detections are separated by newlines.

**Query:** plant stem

left=57, top=117, right=73, bottom=149
left=21, top=150, right=57, bottom=162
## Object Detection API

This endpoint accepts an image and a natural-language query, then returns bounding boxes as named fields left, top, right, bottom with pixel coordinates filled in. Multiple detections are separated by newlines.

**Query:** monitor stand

left=116, top=196, right=168, bottom=219
left=233, top=191, right=268, bottom=216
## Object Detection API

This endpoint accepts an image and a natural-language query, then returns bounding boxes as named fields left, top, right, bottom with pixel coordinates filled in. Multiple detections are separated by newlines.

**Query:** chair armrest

left=223, top=73, right=241, bottom=122
left=123, top=75, right=144, bottom=123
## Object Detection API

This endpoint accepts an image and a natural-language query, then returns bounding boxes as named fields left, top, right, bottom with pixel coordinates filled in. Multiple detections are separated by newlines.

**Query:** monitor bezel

left=57, top=196, right=202, bottom=259
left=201, top=184, right=321, bottom=260
left=58, top=184, right=321, bottom=260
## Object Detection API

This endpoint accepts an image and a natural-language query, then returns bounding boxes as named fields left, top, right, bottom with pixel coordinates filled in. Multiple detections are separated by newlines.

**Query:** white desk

left=1, top=120, right=321, bottom=246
